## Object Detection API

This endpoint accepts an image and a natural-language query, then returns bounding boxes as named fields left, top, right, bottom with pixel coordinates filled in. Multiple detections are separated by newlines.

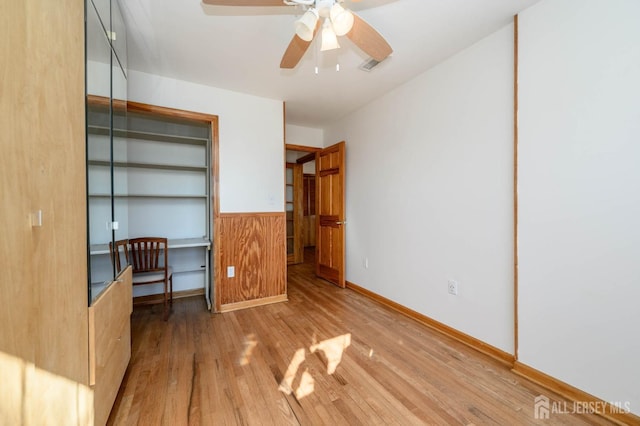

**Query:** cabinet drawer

left=89, top=266, right=132, bottom=425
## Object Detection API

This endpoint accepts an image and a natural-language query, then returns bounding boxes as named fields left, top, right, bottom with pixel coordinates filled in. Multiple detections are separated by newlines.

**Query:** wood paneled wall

left=217, top=213, right=287, bottom=311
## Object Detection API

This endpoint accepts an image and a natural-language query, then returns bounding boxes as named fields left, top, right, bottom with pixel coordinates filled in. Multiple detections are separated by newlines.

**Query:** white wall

left=518, top=0, right=640, bottom=413
left=124, top=72, right=284, bottom=296
left=87, top=60, right=110, bottom=98
left=286, top=124, right=323, bottom=148
left=324, top=25, right=515, bottom=353
left=128, top=70, right=285, bottom=213
left=286, top=124, right=322, bottom=173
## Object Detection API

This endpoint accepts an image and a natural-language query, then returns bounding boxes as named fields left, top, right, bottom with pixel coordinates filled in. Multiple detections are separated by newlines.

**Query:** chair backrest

left=109, top=239, right=130, bottom=274
left=128, top=237, right=168, bottom=274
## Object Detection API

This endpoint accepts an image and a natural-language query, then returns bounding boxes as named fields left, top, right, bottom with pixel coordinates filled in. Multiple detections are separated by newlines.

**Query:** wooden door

left=286, top=163, right=304, bottom=264
left=316, top=142, right=346, bottom=287
left=303, top=174, right=316, bottom=247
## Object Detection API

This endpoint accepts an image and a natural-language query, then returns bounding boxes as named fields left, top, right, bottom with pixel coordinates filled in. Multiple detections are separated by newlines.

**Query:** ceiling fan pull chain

left=314, top=30, right=319, bottom=75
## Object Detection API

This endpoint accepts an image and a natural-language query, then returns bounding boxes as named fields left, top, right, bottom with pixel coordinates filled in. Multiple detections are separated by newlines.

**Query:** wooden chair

left=109, top=239, right=130, bottom=275
left=128, top=237, right=173, bottom=320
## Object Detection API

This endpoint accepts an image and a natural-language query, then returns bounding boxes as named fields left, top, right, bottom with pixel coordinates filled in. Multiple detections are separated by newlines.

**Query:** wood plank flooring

left=108, top=256, right=614, bottom=425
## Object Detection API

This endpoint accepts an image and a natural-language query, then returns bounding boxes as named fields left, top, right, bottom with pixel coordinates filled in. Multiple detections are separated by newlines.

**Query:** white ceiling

left=119, top=0, right=541, bottom=128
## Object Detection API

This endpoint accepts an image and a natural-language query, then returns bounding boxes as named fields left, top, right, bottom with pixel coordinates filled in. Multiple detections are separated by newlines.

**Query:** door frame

left=285, top=144, right=321, bottom=265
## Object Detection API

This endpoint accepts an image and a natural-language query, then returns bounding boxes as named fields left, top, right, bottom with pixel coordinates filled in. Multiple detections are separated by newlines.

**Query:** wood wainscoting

left=217, top=212, right=287, bottom=312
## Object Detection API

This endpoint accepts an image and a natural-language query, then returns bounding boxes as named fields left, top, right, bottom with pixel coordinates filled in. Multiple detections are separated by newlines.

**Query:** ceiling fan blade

left=280, top=20, right=320, bottom=69
left=346, top=14, right=393, bottom=62
left=202, top=0, right=285, bottom=6
left=280, top=35, right=313, bottom=69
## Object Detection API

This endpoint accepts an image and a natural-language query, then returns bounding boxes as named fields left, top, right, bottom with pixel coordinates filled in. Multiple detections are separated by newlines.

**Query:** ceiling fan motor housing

left=316, top=0, right=337, bottom=17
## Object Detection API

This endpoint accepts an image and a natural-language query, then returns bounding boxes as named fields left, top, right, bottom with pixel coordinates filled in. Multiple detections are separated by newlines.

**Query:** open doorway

left=286, top=141, right=346, bottom=287
left=286, top=146, right=319, bottom=265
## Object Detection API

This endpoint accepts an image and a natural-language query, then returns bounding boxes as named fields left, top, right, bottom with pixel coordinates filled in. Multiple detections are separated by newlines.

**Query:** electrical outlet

left=447, top=279, right=458, bottom=296
left=227, top=266, right=235, bottom=278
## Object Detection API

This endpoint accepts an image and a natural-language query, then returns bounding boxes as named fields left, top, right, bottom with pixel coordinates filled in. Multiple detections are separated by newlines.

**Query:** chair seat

left=132, top=266, right=173, bottom=285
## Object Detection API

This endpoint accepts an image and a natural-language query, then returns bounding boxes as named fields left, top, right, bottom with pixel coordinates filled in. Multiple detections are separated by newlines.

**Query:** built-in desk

left=90, top=237, right=212, bottom=309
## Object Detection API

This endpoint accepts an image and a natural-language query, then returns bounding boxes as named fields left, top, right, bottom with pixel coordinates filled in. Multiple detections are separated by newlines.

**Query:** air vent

left=359, top=58, right=381, bottom=72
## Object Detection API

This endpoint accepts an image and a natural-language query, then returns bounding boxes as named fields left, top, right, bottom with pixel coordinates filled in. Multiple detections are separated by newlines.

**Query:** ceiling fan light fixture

left=329, top=3, right=354, bottom=36
left=320, top=18, right=340, bottom=51
left=295, top=8, right=319, bottom=42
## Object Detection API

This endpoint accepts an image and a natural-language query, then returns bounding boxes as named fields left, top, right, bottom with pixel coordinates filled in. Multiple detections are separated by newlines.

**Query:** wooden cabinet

left=1, top=0, right=108, bottom=424
left=89, top=268, right=133, bottom=426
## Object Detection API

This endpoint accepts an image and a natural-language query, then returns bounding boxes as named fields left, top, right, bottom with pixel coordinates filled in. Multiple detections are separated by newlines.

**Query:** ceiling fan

left=202, top=0, right=393, bottom=69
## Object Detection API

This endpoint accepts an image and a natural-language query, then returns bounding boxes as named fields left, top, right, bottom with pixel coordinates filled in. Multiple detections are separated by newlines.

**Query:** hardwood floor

left=108, top=255, right=614, bottom=425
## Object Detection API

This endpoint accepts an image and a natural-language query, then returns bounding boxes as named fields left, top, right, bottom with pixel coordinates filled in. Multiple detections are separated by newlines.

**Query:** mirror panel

left=86, top=0, right=129, bottom=304
left=112, top=55, right=129, bottom=249
left=111, top=0, right=128, bottom=73
left=87, top=0, right=114, bottom=302
left=90, top=0, right=110, bottom=35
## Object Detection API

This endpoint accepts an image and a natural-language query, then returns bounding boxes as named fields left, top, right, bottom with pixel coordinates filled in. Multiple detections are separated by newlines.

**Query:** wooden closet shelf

left=88, top=125, right=208, bottom=146
left=88, top=160, right=206, bottom=172
left=89, top=193, right=207, bottom=199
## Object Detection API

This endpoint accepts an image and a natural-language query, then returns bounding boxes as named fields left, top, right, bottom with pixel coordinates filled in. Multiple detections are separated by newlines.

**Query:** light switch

left=227, top=266, right=235, bottom=278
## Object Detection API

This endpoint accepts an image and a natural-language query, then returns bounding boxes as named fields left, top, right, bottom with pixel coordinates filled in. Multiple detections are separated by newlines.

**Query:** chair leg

left=170, top=276, right=173, bottom=307
left=163, top=278, right=169, bottom=321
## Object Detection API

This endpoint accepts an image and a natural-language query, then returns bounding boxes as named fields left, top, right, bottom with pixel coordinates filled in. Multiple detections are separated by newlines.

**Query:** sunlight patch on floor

left=278, top=333, right=352, bottom=400
left=279, top=348, right=307, bottom=396
left=239, top=334, right=258, bottom=366
left=296, top=369, right=315, bottom=399
left=310, top=333, right=351, bottom=375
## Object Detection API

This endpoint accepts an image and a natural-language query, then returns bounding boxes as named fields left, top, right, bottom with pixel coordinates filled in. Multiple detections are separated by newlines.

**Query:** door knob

left=336, top=221, right=346, bottom=225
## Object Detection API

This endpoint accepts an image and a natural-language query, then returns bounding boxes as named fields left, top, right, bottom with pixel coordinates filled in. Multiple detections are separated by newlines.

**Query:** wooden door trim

left=296, top=152, right=317, bottom=164
left=285, top=143, right=322, bottom=153
left=87, top=94, right=126, bottom=111
left=220, top=212, right=283, bottom=218
left=127, top=100, right=218, bottom=123
left=513, top=14, right=519, bottom=360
